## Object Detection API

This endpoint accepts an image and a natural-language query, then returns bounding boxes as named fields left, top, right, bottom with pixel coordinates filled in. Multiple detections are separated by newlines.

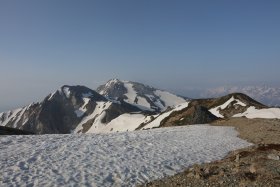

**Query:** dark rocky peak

left=62, top=85, right=106, bottom=101
left=47, top=85, right=107, bottom=103
left=96, top=79, right=127, bottom=100
left=159, top=105, right=219, bottom=127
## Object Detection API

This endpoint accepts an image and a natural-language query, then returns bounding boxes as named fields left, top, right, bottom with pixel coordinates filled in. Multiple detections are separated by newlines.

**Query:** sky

left=0, top=0, right=280, bottom=112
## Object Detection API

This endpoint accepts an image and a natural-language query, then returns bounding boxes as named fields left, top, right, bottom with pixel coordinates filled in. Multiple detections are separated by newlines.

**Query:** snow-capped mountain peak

left=0, top=85, right=143, bottom=134
left=96, top=79, right=187, bottom=112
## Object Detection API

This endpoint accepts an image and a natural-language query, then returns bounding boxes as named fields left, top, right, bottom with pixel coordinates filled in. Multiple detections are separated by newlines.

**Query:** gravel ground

left=140, top=118, right=280, bottom=187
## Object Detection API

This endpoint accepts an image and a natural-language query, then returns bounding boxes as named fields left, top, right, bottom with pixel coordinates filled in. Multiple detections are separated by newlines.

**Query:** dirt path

left=140, top=118, right=280, bottom=187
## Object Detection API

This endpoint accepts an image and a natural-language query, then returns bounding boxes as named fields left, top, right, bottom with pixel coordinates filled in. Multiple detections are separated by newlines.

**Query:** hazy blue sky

left=0, top=0, right=280, bottom=112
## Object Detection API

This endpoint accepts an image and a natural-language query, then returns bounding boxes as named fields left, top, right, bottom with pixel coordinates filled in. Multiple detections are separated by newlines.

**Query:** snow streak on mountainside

left=83, top=101, right=190, bottom=133
left=141, top=102, right=190, bottom=130
left=0, top=125, right=251, bottom=187
left=201, top=85, right=280, bottom=107
left=97, top=79, right=187, bottom=112
left=209, top=96, right=247, bottom=118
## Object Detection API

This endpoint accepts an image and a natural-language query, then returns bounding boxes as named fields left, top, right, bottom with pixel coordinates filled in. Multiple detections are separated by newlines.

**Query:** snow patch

left=48, top=92, right=56, bottom=100
left=74, top=98, right=91, bottom=118
left=123, top=83, right=154, bottom=111
left=235, top=99, right=247, bottom=107
left=233, top=106, right=280, bottom=119
left=209, top=108, right=224, bottom=118
left=63, top=87, right=71, bottom=98
left=209, top=96, right=247, bottom=118
left=136, top=96, right=151, bottom=109
left=124, top=83, right=138, bottom=104
left=90, top=113, right=151, bottom=133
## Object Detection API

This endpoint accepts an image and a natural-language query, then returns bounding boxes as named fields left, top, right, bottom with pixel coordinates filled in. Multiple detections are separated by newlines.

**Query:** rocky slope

left=144, top=93, right=277, bottom=129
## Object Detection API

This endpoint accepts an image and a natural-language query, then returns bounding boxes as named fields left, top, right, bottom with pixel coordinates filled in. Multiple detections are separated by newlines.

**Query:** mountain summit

left=0, top=85, right=142, bottom=134
left=96, top=79, right=187, bottom=112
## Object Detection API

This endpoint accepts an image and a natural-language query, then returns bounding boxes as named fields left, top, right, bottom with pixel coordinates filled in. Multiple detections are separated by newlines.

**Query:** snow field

left=0, top=125, right=251, bottom=187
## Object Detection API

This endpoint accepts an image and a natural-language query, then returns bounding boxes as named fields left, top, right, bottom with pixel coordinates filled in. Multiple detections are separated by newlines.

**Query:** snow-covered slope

left=201, top=85, right=280, bottom=107
left=0, top=103, right=40, bottom=131
left=97, top=79, right=187, bottom=112
left=87, top=113, right=152, bottom=133
left=74, top=101, right=113, bottom=133
left=233, top=106, right=280, bottom=119
left=141, top=102, right=190, bottom=130
left=0, top=125, right=251, bottom=187
left=83, top=102, right=189, bottom=133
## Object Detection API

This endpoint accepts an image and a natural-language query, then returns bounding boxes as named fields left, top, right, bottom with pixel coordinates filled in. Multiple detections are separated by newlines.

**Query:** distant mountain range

left=201, top=85, right=280, bottom=107
left=1, top=80, right=280, bottom=134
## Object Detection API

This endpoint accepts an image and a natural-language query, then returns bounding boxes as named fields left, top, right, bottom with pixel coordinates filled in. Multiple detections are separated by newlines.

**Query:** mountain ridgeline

left=201, top=86, right=280, bottom=107
left=1, top=79, right=280, bottom=134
